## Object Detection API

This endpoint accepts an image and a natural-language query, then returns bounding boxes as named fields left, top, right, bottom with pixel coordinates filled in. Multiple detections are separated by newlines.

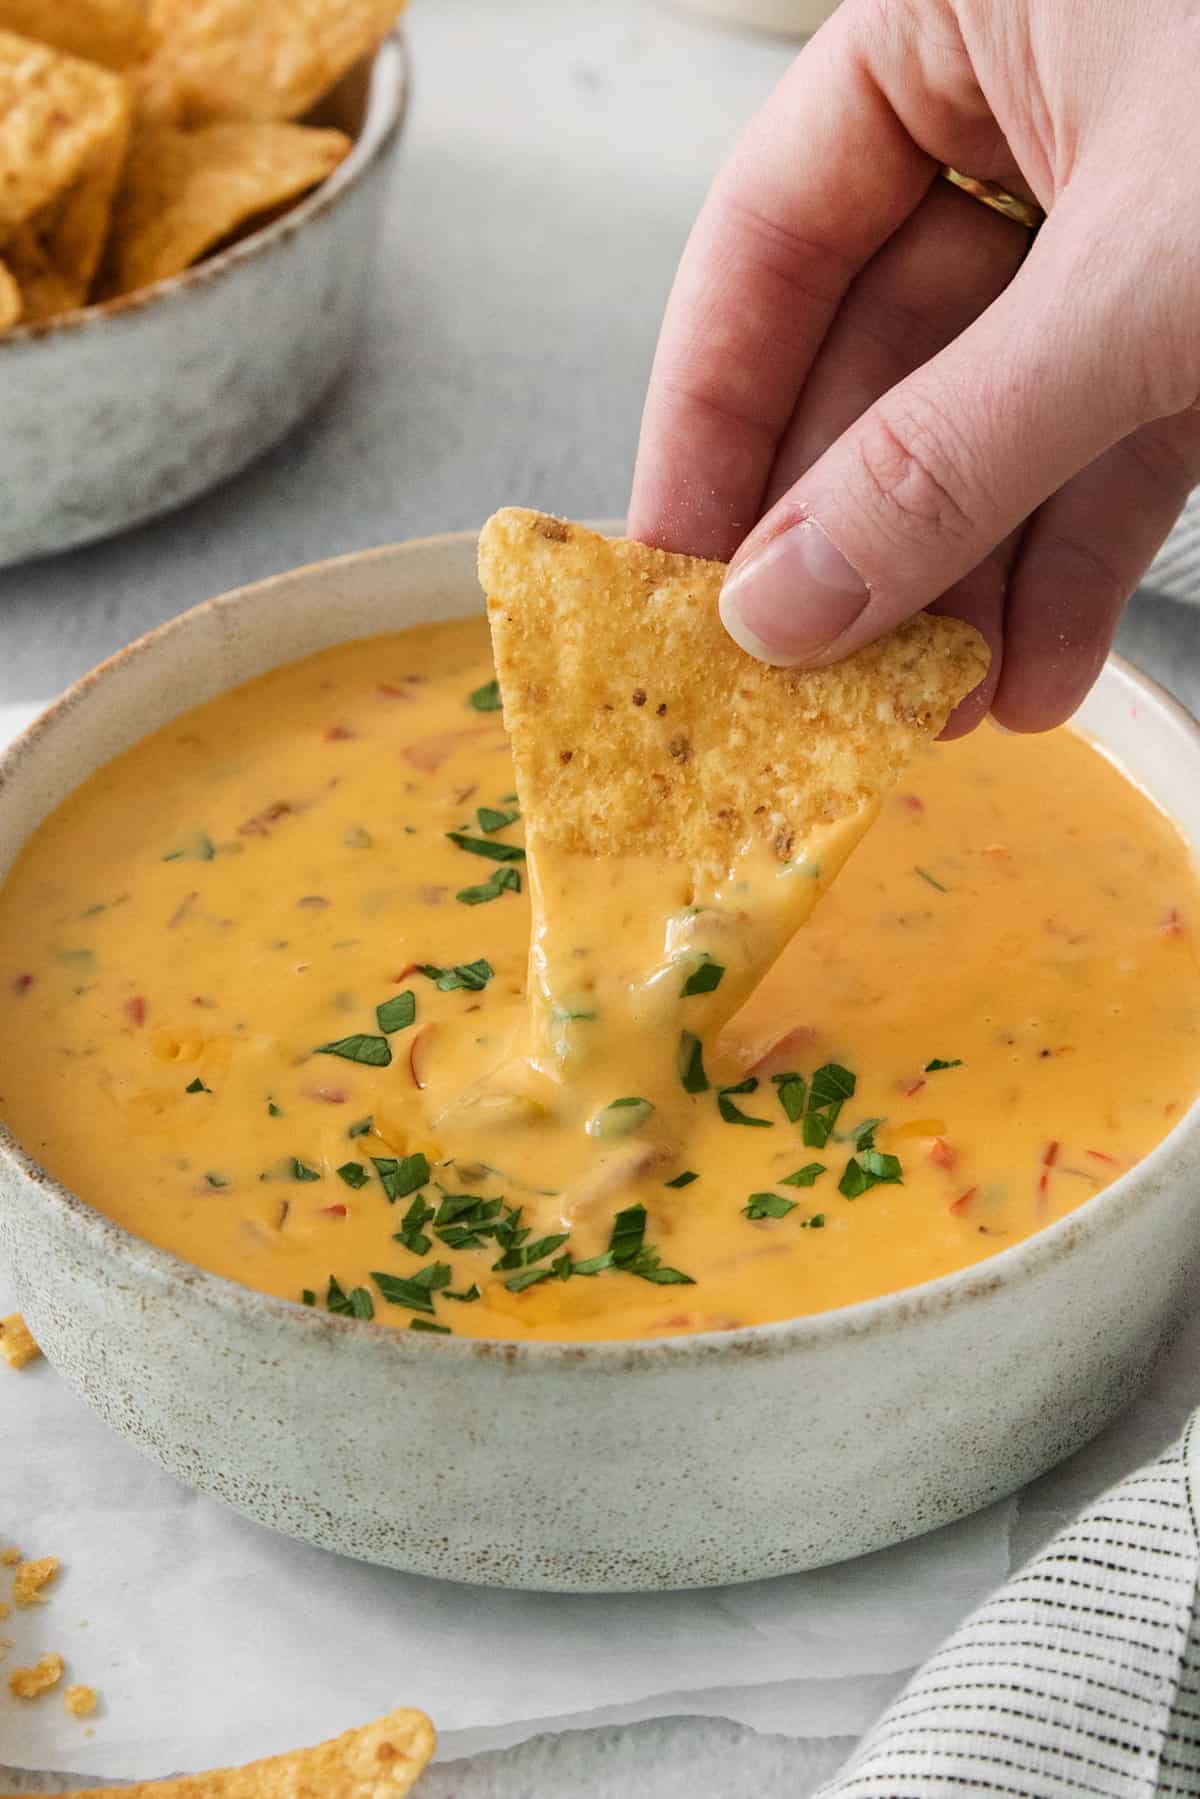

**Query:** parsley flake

left=781, top=1163, right=826, bottom=1187
left=468, top=678, right=502, bottom=712
left=803, top=1062, right=856, bottom=1147
left=336, top=1161, right=369, bottom=1189
left=717, top=1077, right=774, bottom=1128
left=924, top=1057, right=963, bottom=1072
left=418, top=959, right=494, bottom=992
left=394, top=1192, right=435, bottom=1256
left=185, top=1076, right=210, bottom=1094
left=839, top=1148, right=903, bottom=1198
left=445, top=831, right=526, bottom=864
left=315, top=1033, right=392, bottom=1067
left=665, top=1170, right=699, bottom=1189
left=372, top=1152, right=430, bottom=1202
left=409, top=1317, right=452, bottom=1334
left=457, top=865, right=521, bottom=906
left=743, top=1191, right=797, bottom=1220
left=326, top=1276, right=374, bottom=1320
left=771, top=1072, right=806, bottom=1123
left=267, top=1100, right=283, bottom=1117
left=375, top=991, right=416, bottom=1033
left=914, top=865, right=948, bottom=893
left=371, top=1262, right=452, bottom=1314
left=348, top=1115, right=372, bottom=1138
left=290, top=1158, right=321, bottom=1182
left=678, top=1030, right=710, bottom=1093
left=477, top=805, right=520, bottom=833
left=681, top=957, right=725, bottom=998
left=587, top=1096, right=655, bottom=1140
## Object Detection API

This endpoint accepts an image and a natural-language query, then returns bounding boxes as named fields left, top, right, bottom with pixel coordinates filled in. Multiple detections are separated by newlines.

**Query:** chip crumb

left=0, top=1312, right=41, bottom=1370
left=8, top=1650, right=63, bottom=1699
left=64, top=1682, right=98, bottom=1718
left=0, top=1548, right=20, bottom=1566
left=13, top=1554, right=59, bottom=1606
left=0, top=1601, right=8, bottom=1620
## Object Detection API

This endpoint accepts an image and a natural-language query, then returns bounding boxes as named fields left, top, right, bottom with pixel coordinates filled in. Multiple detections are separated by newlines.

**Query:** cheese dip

left=0, top=619, right=1195, bottom=1341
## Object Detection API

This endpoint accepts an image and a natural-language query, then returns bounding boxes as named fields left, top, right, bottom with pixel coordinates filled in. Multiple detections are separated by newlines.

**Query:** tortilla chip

left=0, top=1705, right=435, bottom=1796
left=0, top=30, right=129, bottom=237
left=101, top=119, right=350, bottom=295
left=0, top=258, right=19, bottom=329
left=0, top=1, right=152, bottom=70
left=137, top=0, right=404, bottom=128
left=479, top=510, right=989, bottom=872
left=0, top=1311, right=40, bottom=1368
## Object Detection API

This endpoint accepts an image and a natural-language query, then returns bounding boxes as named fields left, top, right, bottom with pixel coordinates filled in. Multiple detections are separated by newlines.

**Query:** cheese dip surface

left=0, top=619, right=1196, bottom=1342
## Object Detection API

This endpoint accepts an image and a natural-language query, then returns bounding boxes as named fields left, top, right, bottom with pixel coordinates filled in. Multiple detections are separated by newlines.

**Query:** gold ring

left=941, top=166, right=1044, bottom=232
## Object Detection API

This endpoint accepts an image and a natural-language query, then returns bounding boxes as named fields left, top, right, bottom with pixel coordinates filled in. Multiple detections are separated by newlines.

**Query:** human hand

left=628, top=0, right=1200, bottom=733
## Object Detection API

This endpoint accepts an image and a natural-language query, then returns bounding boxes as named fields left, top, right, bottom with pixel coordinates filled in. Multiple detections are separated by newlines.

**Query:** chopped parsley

left=445, top=832, right=526, bottom=864
left=457, top=865, right=521, bottom=906
left=678, top=1030, right=709, bottom=1093
left=372, top=1151, right=430, bottom=1202
left=743, top=1191, right=796, bottom=1220
left=493, top=1230, right=569, bottom=1273
left=665, top=1170, right=699, bottom=1189
left=395, top=1192, right=435, bottom=1255
left=839, top=1148, right=903, bottom=1199
left=203, top=1171, right=229, bottom=1188
left=781, top=1163, right=825, bottom=1187
left=771, top=1072, right=806, bottom=1123
left=347, top=1115, right=372, bottom=1138
left=163, top=831, right=215, bottom=863
left=326, top=1276, right=375, bottom=1320
left=717, top=1077, right=774, bottom=1128
left=801, top=1214, right=826, bottom=1230
left=290, top=1158, right=321, bottom=1182
left=924, top=1057, right=963, bottom=1072
left=417, top=958, right=494, bottom=992
left=477, top=806, right=520, bottom=833
left=444, top=1283, right=481, bottom=1303
left=375, top=991, right=416, bottom=1033
left=587, top=1096, right=655, bottom=1139
left=371, top=1262, right=452, bottom=1314
left=185, top=1076, right=210, bottom=1094
left=301, top=1289, right=316, bottom=1307
left=468, top=678, right=502, bottom=712
left=681, top=957, right=724, bottom=998
left=847, top=1116, right=884, bottom=1151
left=268, top=1100, right=283, bottom=1117
left=336, top=1161, right=369, bottom=1188
left=315, top=1032, right=392, bottom=1067
left=803, top=1062, right=856, bottom=1148
left=409, top=1317, right=451, bottom=1334
left=914, top=866, right=948, bottom=893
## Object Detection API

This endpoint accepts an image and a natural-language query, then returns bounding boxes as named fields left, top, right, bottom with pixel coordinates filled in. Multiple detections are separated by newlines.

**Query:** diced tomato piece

left=323, top=725, right=356, bottom=741
left=12, top=973, right=33, bottom=995
left=927, top=1137, right=958, bottom=1170
left=897, top=793, right=924, bottom=813
left=124, top=995, right=147, bottom=1027
left=1085, top=1148, right=1119, bottom=1167
left=899, top=1076, right=926, bottom=1098
left=748, top=1025, right=818, bottom=1077
left=307, top=1086, right=347, bottom=1105
left=318, top=1203, right=348, bottom=1218
left=948, top=1188, right=977, bottom=1216
left=1160, top=907, right=1186, bottom=938
left=400, top=726, right=494, bottom=773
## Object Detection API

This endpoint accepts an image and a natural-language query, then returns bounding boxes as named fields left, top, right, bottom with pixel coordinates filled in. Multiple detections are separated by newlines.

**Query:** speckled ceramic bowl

left=0, top=34, right=407, bottom=569
left=0, top=529, right=1197, bottom=1593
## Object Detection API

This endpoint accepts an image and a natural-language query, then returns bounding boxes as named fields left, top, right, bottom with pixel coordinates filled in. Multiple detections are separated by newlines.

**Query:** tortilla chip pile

left=0, top=0, right=404, bottom=330
left=480, top=509, right=990, bottom=873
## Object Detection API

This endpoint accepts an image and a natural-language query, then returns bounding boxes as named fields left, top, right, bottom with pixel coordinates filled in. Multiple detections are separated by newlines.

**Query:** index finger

left=627, top=3, right=934, bottom=562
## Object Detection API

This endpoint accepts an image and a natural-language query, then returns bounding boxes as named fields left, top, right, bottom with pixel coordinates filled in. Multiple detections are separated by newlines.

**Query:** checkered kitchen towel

left=818, top=1414, right=1200, bottom=1797
left=1147, top=492, right=1200, bottom=606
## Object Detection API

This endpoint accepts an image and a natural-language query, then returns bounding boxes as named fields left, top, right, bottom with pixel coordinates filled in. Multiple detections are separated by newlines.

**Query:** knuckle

left=1034, top=533, right=1130, bottom=621
left=1116, top=424, right=1199, bottom=508
left=851, top=402, right=978, bottom=548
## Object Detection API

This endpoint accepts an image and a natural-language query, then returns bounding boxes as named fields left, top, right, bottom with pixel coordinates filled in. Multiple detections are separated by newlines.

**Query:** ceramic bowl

left=0, top=33, right=407, bottom=570
left=0, top=528, right=1197, bottom=1593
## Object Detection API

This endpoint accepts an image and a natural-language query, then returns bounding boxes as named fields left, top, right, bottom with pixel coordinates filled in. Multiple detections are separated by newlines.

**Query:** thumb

left=719, top=210, right=1172, bottom=666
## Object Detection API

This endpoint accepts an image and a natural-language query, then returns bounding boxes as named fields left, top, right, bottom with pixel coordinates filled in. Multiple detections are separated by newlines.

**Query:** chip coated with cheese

left=8, top=1650, right=63, bottom=1699
left=0, top=1312, right=40, bottom=1369
left=0, top=1703, right=435, bottom=1797
left=0, top=599, right=1194, bottom=1342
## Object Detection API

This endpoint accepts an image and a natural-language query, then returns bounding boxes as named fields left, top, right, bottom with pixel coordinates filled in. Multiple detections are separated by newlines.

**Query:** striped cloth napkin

left=1148, top=492, right=1200, bottom=606
left=817, top=1415, right=1200, bottom=1797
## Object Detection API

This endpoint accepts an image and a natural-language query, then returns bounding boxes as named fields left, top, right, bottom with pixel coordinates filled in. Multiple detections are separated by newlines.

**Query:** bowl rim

left=1, top=527, right=1198, bottom=1371
left=0, top=28, right=409, bottom=351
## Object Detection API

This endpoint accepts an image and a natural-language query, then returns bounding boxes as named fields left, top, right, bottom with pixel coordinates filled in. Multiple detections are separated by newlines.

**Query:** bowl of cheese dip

left=0, top=525, right=1196, bottom=1591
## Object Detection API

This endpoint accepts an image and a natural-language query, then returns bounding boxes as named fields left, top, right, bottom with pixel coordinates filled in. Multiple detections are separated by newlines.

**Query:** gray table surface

left=0, top=0, right=1196, bottom=1792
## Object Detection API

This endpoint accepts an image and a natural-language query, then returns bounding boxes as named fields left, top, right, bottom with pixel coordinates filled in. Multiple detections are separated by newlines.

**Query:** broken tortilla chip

left=0, top=30, right=129, bottom=237
left=0, top=1311, right=40, bottom=1368
left=101, top=119, right=350, bottom=295
left=479, top=510, right=989, bottom=874
left=0, top=257, right=19, bottom=329
left=137, top=0, right=403, bottom=128
left=0, top=1705, right=435, bottom=1797
left=0, top=0, right=152, bottom=70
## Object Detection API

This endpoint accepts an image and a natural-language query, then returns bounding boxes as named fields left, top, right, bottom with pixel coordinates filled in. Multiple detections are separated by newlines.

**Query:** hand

left=627, top=0, right=1200, bottom=733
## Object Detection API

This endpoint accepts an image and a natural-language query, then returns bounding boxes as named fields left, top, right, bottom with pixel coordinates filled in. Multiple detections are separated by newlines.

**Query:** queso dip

left=0, top=618, right=1196, bottom=1341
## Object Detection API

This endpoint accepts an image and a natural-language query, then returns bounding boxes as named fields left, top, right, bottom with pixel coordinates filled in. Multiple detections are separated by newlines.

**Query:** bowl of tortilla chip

left=0, top=1, right=408, bottom=567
